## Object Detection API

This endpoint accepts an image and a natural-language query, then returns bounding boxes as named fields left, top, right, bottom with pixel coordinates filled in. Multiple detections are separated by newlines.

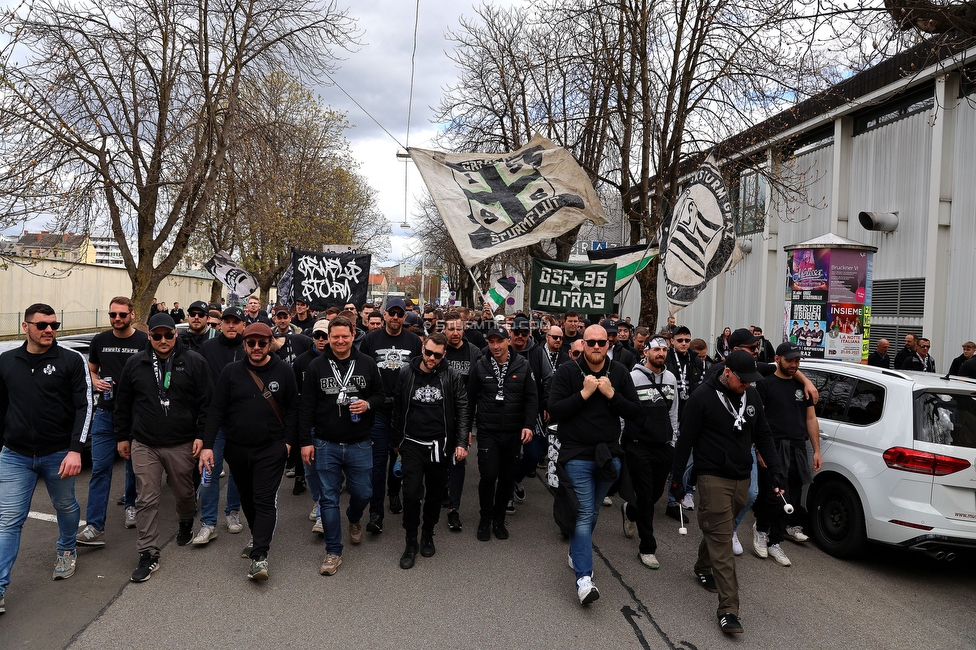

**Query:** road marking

left=28, top=511, right=86, bottom=526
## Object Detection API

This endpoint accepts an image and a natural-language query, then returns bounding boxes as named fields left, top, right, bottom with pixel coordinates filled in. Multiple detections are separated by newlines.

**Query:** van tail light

left=883, top=447, right=972, bottom=476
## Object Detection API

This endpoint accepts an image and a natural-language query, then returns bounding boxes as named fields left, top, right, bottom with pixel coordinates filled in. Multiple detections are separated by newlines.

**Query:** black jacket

left=0, top=340, right=93, bottom=456
left=513, top=336, right=552, bottom=419
left=902, top=353, right=936, bottom=373
left=299, top=346, right=385, bottom=445
left=204, top=355, right=299, bottom=449
left=665, top=348, right=705, bottom=415
left=113, top=339, right=212, bottom=447
left=199, top=333, right=246, bottom=383
left=867, top=351, right=891, bottom=369
left=547, top=356, right=641, bottom=462
left=179, top=326, right=218, bottom=352
left=609, top=342, right=638, bottom=370
left=391, top=357, right=470, bottom=451
left=468, top=350, right=538, bottom=435
left=948, top=353, right=970, bottom=376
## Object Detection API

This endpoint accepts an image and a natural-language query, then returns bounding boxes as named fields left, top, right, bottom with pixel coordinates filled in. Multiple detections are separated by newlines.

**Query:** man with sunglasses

left=508, top=316, right=552, bottom=511
left=669, top=350, right=784, bottom=635
left=544, top=326, right=571, bottom=371
left=390, top=332, right=469, bottom=568
left=901, top=337, right=936, bottom=372
left=179, top=300, right=218, bottom=352
left=77, top=297, right=148, bottom=549
left=0, top=303, right=92, bottom=611
left=359, top=298, right=423, bottom=534
left=663, top=326, right=704, bottom=518
left=114, top=312, right=211, bottom=582
left=548, top=324, right=640, bottom=605
left=201, top=323, right=301, bottom=580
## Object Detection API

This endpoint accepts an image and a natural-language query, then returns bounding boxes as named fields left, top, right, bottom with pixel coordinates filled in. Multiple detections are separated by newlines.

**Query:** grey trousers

left=131, top=440, right=196, bottom=554
left=694, top=474, right=750, bottom=616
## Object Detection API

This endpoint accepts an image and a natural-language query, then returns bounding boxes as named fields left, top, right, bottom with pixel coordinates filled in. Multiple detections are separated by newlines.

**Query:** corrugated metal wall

left=944, top=98, right=976, bottom=362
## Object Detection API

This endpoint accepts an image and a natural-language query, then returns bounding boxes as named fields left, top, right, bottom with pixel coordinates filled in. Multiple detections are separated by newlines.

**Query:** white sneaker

left=752, top=523, right=769, bottom=558
left=191, top=524, right=217, bottom=546
left=312, top=518, right=324, bottom=535
left=732, top=531, right=743, bottom=556
left=639, top=553, right=660, bottom=569
left=767, top=543, right=792, bottom=567
left=681, top=493, right=695, bottom=510
left=576, top=575, right=600, bottom=605
left=309, top=505, right=319, bottom=522
left=226, top=511, right=244, bottom=534
left=785, top=526, right=809, bottom=543
left=124, top=506, right=137, bottom=529
left=602, top=496, right=613, bottom=507
left=568, top=553, right=574, bottom=570
left=621, top=502, right=636, bottom=539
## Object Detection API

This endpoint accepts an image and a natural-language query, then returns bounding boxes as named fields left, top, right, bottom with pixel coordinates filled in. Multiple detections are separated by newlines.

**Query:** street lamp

left=397, top=148, right=411, bottom=229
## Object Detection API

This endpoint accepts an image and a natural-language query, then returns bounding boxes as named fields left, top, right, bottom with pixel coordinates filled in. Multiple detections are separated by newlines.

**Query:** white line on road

left=28, top=511, right=86, bottom=526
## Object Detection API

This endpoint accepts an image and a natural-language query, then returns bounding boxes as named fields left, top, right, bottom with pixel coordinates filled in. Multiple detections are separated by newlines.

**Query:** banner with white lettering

left=205, top=250, right=259, bottom=298
left=290, top=249, right=370, bottom=310
left=529, top=258, right=614, bottom=313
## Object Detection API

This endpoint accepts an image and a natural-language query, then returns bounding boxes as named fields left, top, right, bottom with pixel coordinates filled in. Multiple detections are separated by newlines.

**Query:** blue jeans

left=199, top=428, right=241, bottom=526
left=564, top=457, right=621, bottom=581
left=368, top=412, right=392, bottom=518
left=733, top=447, right=759, bottom=531
left=0, top=447, right=81, bottom=598
left=86, top=409, right=136, bottom=530
left=314, top=439, right=372, bottom=557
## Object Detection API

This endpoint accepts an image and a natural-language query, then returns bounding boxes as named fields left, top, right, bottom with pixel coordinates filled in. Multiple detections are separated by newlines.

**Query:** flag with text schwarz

left=290, top=249, right=370, bottom=310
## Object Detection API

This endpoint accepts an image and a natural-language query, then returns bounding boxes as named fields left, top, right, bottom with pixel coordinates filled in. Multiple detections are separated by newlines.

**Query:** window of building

left=733, top=168, right=767, bottom=235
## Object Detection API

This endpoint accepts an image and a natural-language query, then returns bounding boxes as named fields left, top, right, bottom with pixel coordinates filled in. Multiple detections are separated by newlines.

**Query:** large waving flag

left=409, top=134, right=608, bottom=268
left=586, top=242, right=659, bottom=293
left=484, top=276, right=517, bottom=313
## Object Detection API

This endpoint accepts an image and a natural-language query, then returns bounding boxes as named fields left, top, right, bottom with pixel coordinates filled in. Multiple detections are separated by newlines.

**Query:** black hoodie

left=199, top=332, right=246, bottom=383
left=299, top=346, right=385, bottom=445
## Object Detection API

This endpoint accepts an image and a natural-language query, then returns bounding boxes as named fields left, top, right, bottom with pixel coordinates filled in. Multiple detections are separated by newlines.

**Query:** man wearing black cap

left=508, top=316, right=552, bottom=510
left=270, top=305, right=313, bottom=366
left=359, top=297, right=423, bottom=534
left=468, top=326, right=537, bottom=542
left=753, top=342, right=821, bottom=568
left=600, top=319, right=638, bottom=370
left=200, top=322, right=302, bottom=580
left=114, top=313, right=212, bottom=582
left=670, top=349, right=784, bottom=634
left=179, top=300, right=218, bottom=352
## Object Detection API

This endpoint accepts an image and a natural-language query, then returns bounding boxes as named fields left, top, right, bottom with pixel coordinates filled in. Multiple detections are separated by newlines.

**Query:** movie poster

left=826, top=303, right=864, bottom=362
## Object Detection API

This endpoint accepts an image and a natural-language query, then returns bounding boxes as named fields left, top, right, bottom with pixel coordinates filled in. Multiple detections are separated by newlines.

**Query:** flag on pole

left=409, top=134, right=608, bottom=268
left=586, top=243, right=659, bottom=293
left=484, top=276, right=517, bottom=313
left=529, top=258, right=615, bottom=312
left=204, top=250, right=259, bottom=298
left=658, top=156, right=742, bottom=315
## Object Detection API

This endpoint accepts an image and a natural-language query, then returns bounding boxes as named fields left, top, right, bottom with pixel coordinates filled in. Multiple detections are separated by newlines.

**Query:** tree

left=0, top=0, right=357, bottom=320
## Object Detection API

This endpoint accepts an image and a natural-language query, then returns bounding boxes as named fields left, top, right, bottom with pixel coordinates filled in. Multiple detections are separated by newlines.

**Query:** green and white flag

left=530, top=258, right=615, bottom=312
left=586, top=243, right=659, bottom=293
left=484, top=276, right=517, bottom=312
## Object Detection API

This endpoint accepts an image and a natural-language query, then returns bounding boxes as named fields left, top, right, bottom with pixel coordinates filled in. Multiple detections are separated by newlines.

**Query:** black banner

left=290, top=249, right=370, bottom=310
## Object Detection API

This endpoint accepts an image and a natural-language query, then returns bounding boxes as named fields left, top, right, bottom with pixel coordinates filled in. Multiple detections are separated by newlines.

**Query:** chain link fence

left=0, top=310, right=107, bottom=339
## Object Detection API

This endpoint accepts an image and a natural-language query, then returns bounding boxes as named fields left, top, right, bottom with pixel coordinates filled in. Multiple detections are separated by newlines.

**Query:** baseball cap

left=221, top=306, right=245, bottom=321
left=188, top=300, right=209, bottom=314
left=148, top=313, right=177, bottom=331
left=729, top=327, right=759, bottom=348
left=243, top=323, right=273, bottom=338
left=600, top=319, right=619, bottom=334
left=385, top=297, right=407, bottom=313
left=512, top=316, right=531, bottom=332
left=404, top=311, right=420, bottom=327
left=272, top=304, right=290, bottom=316
left=312, top=319, right=330, bottom=335
left=486, top=327, right=510, bottom=340
left=725, top=350, right=764, bottom=383
left=776, top=342, right=802, bottom=360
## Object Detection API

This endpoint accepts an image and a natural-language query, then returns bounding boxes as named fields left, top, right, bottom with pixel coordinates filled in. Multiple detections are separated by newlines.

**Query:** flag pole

left=615, top=238, right=659, bottom=295
left=465, top=266, right=488, bottom=309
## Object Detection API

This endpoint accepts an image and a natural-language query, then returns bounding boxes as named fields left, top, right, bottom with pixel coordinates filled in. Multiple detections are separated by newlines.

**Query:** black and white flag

left=290, top=249, right=370, bottom=310
left=276, top=263, right=294, bottom=307
left=205, top=250, right=259, bottom=298
left=658, top=156, right=742, bottom=315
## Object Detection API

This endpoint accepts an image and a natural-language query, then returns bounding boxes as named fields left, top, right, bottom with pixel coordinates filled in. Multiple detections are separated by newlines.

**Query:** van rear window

left=915, top=392, right=976, bottom=449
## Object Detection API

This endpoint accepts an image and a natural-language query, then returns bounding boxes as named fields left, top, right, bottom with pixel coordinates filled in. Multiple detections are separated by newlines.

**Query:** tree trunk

left=210, top=280, right=223, bottom=305
left=638, top=257, right=660, bottom=332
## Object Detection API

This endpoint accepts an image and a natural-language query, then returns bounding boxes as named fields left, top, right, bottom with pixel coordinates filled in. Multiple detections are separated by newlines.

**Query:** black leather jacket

left=391, top=356, right=470, bottom=450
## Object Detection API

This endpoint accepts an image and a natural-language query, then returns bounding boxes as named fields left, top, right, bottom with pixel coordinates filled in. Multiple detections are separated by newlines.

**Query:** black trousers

left=476, top=431, right=521, bottom=522
left=755, top=440, right=806, bottom=545
left=624, top=441, right=673, bottom=554
left=447, top=453, right=466, bottom=511
left=400, top=440, right=448, bottom=538
left=223, top=440, right=287, bottom=559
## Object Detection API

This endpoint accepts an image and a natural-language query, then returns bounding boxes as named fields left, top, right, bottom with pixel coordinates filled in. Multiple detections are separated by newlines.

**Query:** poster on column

left=789, top=302, right=826, bottom=358
left=827, top=249, right=869, bottom=304
left=825, top=303, right=865, bottom=362
left=788, top=249, right=829, bottom=301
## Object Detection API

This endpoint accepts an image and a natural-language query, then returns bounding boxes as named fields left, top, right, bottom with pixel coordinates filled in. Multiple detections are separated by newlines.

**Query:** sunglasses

left=570, top=351, right=582, bottom=358
left=313, top=332, right=329, bottom=340
left=512, top=330, right=530, bottom=336
left=423, top=318, right=434, bottom=324
left=742, top=344, right=759, bottom=351
left=245, top=339, right=270, bottom=348
left=918, top=344, right=930, bottom=349
left=27, top=320, right=61, bottom=331
left=188, top=311, right=207, bottom=318
left=729, top=370, right=751, bottom=384
left=674, top=338, right=691, bottom=343
left=422, top=348, right=444, bottom=360
left=108, top=311, right=131, bottom=319
left=387, top=310, right=405, bottom=318
left=584, top=339, right=608, bottom=347
left=548, top=334, right=563, bottom=340
left=150, top=331, right=176, bottom=341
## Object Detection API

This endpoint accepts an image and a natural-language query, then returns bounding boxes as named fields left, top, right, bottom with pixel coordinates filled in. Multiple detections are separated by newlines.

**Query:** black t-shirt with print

left=405, top=369, right=445, bottom=441
left=359, top=328, right=423, bottom=412
left=89, top=329, right=150, bottom=410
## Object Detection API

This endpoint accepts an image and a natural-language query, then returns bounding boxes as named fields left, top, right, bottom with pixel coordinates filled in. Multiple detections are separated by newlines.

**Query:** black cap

left=729, top=328, right=759, bottom=348
left=600, top=319, right=619, bottom=334
left=725, top=350, right=764, bottom=383
left=511, top=316, right=531, bottom=332
left=221, top=306, right=245, bottom=321
left=776, top=342, right=802, bottom=360
left=674, top=325, right=691, bottom=337
left=486, top=327, right=510, bottom=340
left=148, top=313, right=177, bottom=331
left=208, top=302, right=222, bottom=312
left=404, top=311, right=420, bottom=326
left=187, top=300, right=208, bottom=313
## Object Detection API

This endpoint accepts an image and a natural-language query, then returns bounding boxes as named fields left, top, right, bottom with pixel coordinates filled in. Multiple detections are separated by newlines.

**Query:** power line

left=405, top=0, right=421, bottom=149
left=323, top=71, right=405, bottom=149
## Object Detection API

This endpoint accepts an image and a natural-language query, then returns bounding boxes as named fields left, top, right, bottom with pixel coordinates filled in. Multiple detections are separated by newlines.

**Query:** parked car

left=799, top=359, right=976, bottom=560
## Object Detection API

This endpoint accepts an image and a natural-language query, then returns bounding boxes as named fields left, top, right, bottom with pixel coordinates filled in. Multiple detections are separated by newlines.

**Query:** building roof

left=16, top=231, right=90, bottom=249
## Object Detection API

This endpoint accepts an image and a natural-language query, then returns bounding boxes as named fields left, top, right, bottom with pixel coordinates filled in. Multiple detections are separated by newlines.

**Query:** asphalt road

left=3, top=456, right=974, bottom=650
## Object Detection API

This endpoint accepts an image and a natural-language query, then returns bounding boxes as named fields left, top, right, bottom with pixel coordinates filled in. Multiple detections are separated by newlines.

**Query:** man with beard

left=669, top=350, right=784, bottom=635
left=391, top=333, right=469, bottom=569
left=441, top=312, right=480, bottom=532
left=544, top=325, right=571, bottom=372
left=753, top=343, right=821, bottom=568
left=77, top=297, right=148, bottom=547
left=179, top=301, right=218, bottom=352
left=662, top=326, right=704, bottom=516
left=201, top=323, right=302, bottom=580
left=358, top=298, right=422, bottom=534
left=366, top=312, right=384, bottom=332
left=893, top=333, right=917, bottom=370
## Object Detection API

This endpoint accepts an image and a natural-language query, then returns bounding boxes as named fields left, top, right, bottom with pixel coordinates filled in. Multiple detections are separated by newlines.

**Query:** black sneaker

left=696, top=572, right=718, bottom=593
left=514, top=483, right=526, bottom=502
left=366, top=512, right=384, bottom=534
left=477, top=518, right=491, bottom=542
left=441, top=494, right=451, bottom=508
left=506, top=499, right=516, bottom=515
left=492, top=520, right=509, bottom=540
left=447, top=510, right=462, bottom=532
left=718, top=612, right=744, bottom=634
left=665, top=504, right=681, bottom=521
left=399, top=538, right=419, bottom=570
left=389, top=494, right=403, bottom=514
left=292, top=476, right=307, bottom=495
left=420, top=532, right=435, bottom=557
left=176, top=520, right=193, bottom=546
left=131, top=552, right=160, bottom=582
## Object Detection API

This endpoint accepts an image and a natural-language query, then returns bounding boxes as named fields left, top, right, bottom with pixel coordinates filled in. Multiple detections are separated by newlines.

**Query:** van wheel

left=809, top=479, right=867, bottom=558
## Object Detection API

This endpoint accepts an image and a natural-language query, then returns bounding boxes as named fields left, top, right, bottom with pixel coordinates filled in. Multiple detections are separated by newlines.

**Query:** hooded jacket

left=391, top=356, right=470, bottom=451
left=113, top=338, right=212, bottom=447
left=467, top=348, right=538, bottom=436
left=199, top=333, right=246, bottom=383
left=299, top=345, right=385, bottom=445
left=0, top=340, right=93, bottom=456
left=512, top=334, right=552, bottom=419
